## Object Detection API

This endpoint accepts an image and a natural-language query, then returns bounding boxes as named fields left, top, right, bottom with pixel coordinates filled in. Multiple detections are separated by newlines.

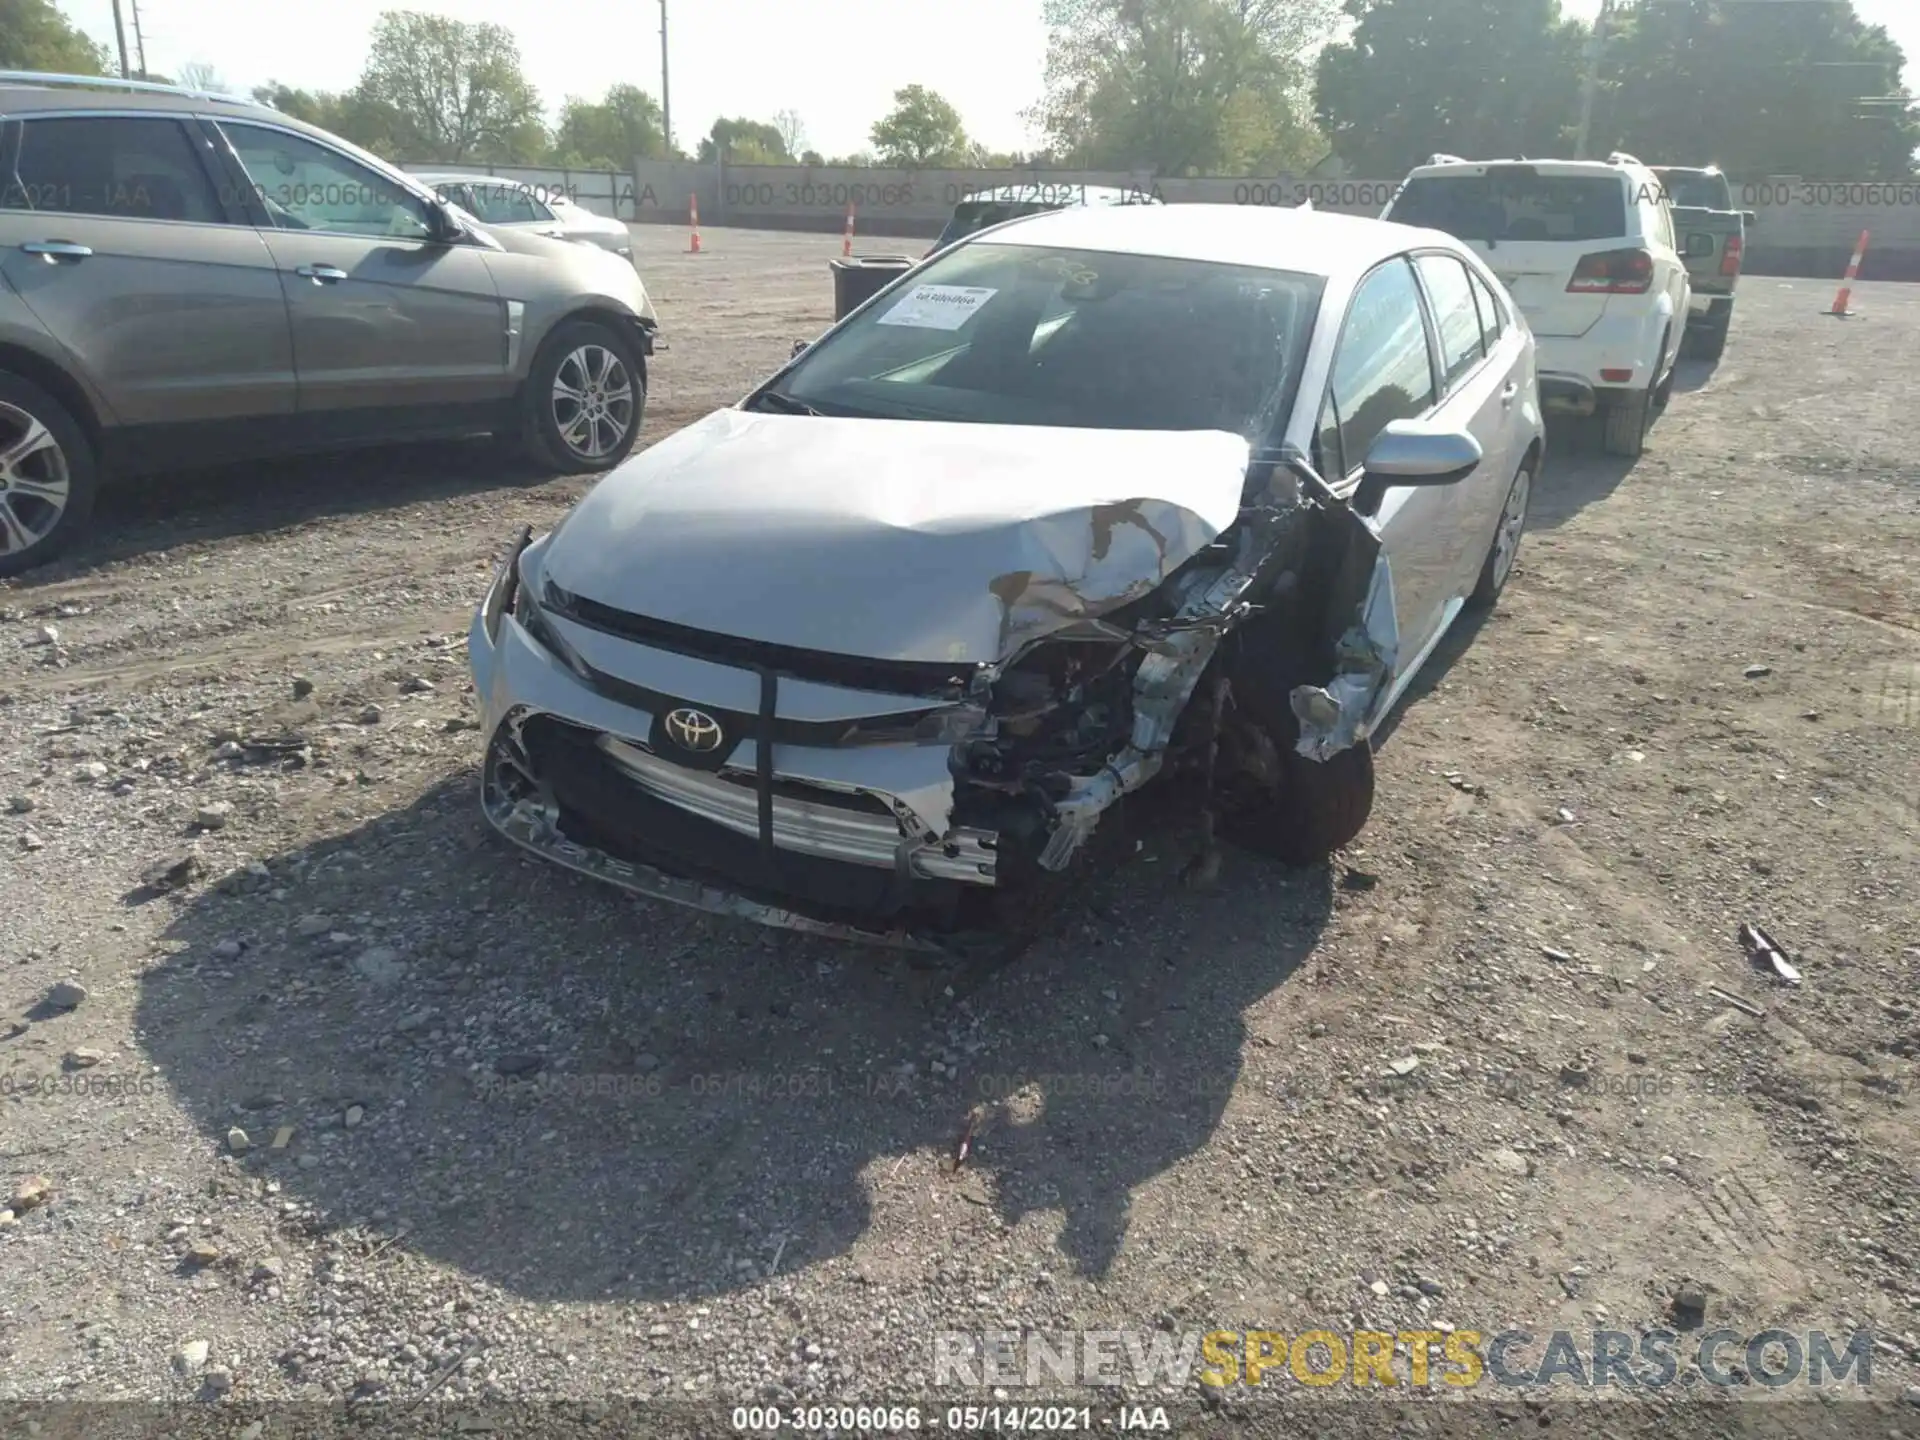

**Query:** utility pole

left=109, top=0, right=131, bottom=79
left=659, top=0, right=672, bottom=158
left=130, top=0, right=149, bottom=80
left=1573, top=0, right=1616, bottom=161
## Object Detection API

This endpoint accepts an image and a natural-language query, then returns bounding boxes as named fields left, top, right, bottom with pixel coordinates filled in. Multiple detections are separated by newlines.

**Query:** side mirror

left=429, top=200, right=467, bottom=244
left=790, top=339, right=810, bottom=358
left=1742, top=210, right=1757, bottom=225
left=1361, top=420, right=1482, bottom=486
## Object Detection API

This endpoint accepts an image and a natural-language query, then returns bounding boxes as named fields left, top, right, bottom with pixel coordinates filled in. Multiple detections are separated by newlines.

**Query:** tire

left=1601, top=384, right=1651, bottom=458
left=1220, top=634, right=1378, bottom=866
left=1468, top=460, right=1533, bottom=610
left=518, top=320, right=646, bottom=474
left=0, top=373, right=98, bottom=579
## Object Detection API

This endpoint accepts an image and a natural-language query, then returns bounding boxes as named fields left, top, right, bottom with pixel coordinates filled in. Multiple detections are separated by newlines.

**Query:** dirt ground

left=1, top=224, right=1917, bottom=1428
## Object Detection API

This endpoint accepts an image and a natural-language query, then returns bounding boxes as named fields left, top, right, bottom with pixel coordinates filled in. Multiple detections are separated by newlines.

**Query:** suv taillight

left=1567, top=247, right=1654, bottom=294
left=1720, top=234, right=1743, bottom=277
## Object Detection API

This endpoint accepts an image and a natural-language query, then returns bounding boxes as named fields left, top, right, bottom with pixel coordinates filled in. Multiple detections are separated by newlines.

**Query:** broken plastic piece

left=1738, top=922, right=1802, bottom=986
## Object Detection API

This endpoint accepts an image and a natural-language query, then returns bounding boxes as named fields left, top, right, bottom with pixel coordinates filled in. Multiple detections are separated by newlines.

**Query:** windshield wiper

left=748, top=388, right=822, bottom=416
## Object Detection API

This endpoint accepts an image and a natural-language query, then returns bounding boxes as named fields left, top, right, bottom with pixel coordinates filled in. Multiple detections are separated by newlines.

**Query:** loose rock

left=13, top=1175, right=52, bottom=1212
left=45, top=979, right=89, bottom=1010
left=63, top=1048, right=104, bottom=1070
left=291, top=675, right=316, bottom=699
left=194, top=802, right=232, bottom=831
left=175, top=1340, right=211, bottom=1373
left=141, top=850, right=205, bottom=892
left=352, top=946, right=407, bottom=986
left=227, top=1127, right=251, bottom=1155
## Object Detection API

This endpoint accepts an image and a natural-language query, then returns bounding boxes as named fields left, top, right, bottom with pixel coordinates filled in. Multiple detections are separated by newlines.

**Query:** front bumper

left=467, top=581, right=1000, bottom=949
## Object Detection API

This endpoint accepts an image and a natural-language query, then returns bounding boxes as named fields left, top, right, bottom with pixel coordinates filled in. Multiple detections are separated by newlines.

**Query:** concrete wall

left=623, top=160, right=1920, bottom=281
left=399, top=163, right=638, bottom=220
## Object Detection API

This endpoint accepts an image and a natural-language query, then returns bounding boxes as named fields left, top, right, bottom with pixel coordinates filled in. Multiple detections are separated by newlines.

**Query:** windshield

left=771, top=242, right=1324, bottom=438
left=1390, top=172, right=1629, bottom=243
left=1653, top=169, right=1734, bottom=210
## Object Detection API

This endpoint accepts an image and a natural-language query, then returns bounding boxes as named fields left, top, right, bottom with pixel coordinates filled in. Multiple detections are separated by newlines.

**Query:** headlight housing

left=482, top=526, right=533, bottom=643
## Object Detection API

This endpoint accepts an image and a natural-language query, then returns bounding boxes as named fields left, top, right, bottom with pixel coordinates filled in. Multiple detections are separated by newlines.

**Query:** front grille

left=549, top=584, right=983, bottom=701
left=520, top=715, right=964, bottom=923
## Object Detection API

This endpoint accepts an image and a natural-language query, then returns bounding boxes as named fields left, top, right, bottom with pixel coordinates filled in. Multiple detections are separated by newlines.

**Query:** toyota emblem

left=663, top=707, right=724, bottom=753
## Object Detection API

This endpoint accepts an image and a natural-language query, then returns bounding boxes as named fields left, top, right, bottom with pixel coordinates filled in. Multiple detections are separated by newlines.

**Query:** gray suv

left=0, top=72, right=660, bottom=576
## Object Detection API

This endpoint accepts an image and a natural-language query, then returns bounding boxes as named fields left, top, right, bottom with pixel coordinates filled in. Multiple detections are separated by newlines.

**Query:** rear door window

left=1413, top=253, right=1486, bottom=389
left=1322, top=257, right=1437, bottom=477
left=1466, top=267, right=1508, bottom=351
left=4, top=115, right=224, bottom=223
left=1391, top=171, right=1629, bottom=245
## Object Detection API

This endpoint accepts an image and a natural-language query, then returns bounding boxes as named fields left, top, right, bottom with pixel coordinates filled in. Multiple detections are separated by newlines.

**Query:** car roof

left=410, top=171, right=528, bottom=185
left=969, top=202, right=1456, bottom=276
left=1403, top=157, right=1649, bottom=181
left=0, top=82, right=273, bottom=120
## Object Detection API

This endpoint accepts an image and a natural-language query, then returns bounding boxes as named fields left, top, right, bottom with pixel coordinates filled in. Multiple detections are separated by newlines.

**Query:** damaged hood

left=541, top=409, right=1251, bottom=664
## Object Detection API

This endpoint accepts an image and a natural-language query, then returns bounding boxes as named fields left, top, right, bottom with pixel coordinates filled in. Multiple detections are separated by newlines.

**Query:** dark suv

left=0, top=72, right=660, bottom=575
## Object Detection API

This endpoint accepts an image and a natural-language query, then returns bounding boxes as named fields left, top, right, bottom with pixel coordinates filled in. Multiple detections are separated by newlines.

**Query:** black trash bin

left=830, top=255, right=915, bottom=322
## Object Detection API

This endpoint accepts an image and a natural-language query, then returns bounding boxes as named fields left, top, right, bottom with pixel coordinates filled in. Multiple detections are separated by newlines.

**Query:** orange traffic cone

left=689, top=194, right=702, bottom=254
left=1829, top=228, right=1868, bottom=316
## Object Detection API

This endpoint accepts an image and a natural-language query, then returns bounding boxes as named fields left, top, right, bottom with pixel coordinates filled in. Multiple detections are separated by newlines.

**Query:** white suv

left=1383, top=153, right=1689, bottom=458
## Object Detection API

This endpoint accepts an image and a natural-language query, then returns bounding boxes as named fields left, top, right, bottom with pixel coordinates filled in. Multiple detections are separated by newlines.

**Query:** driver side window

left=218, top=123, right=434, bottom=239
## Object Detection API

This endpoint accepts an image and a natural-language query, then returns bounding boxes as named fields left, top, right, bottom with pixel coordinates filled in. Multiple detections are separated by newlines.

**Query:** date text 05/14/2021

left=728, top=1404, right=1172, bottom=1432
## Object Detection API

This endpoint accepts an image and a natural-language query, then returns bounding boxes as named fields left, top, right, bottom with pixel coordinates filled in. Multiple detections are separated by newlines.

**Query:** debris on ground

left=1739, top=921, right=1803, bottom=986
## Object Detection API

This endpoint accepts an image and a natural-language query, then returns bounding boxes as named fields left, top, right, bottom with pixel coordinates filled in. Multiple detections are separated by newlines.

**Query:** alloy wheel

left=550, top=344, right=635, bottom=461
left=0, top=400, right=71, bottom=558
left=1491, top=467, right=1531, bottom=591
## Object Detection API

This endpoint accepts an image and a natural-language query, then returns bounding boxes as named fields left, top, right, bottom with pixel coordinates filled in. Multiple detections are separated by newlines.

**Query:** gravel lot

left=2, top=224, right=1917, bottom=1428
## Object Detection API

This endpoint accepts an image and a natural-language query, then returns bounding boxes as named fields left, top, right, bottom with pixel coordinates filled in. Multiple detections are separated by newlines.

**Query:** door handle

left=1501, top=381, right=1520, bottom=405
left=537, top=228, right=565, bottom=238
left=295, top=264, right=347, bottom=284
left=22, top=240, right=91, bottom=260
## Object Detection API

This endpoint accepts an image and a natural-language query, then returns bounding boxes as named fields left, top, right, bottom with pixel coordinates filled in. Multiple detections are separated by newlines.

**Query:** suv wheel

left=519, top=320, right=646, bottom=474
left=0, top=374, right=97, bottom=578
left=1601, top=381, right=1652, bottom=459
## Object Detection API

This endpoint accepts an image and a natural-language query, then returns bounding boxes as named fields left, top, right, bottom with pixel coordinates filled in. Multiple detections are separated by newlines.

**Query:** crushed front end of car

left=466, top=411, right=1393, bottom=956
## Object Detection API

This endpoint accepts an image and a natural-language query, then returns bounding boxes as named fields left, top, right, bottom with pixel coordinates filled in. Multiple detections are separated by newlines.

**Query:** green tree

left=0, top=0, right=110, bottom=73
left=1592, top=0, right=1917, bottom=179
left=698, top=117, right=791, bottom=163
left=869, top=85, right=972, bottom=168
left=551, top=84, right=665, bottom=168
left=1315, top=0, right=1586, bottom=178
left=1033, top=0, right=1336, bottom=176
left=350, top=10, right=547, bottom=163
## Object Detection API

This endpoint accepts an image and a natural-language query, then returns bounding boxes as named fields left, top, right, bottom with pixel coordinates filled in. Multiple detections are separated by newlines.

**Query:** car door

left=1314, top=255, right=1455, bottom=669
left=0, top=111, right=295, bottom=454
left=207, top=120, right=511, bottom=432
left=1411, top=249, right=1521, bottom=591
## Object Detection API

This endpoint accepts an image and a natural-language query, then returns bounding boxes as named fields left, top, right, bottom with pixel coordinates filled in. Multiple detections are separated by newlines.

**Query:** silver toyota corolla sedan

left=414, top=172, right=638, bottom=269
left=467, top=204, right=1544, bottom=957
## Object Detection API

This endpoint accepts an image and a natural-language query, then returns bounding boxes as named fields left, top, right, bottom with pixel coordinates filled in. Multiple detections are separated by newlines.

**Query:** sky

left=57, top=0, right=1920, bottom=161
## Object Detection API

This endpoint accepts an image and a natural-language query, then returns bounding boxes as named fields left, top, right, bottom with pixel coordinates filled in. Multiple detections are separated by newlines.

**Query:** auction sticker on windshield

left=876, top=285, right=998, bottom=331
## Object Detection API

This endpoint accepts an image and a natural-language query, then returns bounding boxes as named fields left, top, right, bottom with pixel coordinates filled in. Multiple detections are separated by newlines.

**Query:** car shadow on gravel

left=20, top=438, right=560, bottom=586
left=1530, top=420, right=1639, bottom=529
left=135, top=773, right=1332, bottom=1301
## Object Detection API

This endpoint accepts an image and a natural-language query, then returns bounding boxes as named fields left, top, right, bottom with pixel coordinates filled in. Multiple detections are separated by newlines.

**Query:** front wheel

left=1225, top=741, right=1376, bottom=866
left=0, top=374, right=98, bottom=578
left=519, top=320, right=646, bottom=474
